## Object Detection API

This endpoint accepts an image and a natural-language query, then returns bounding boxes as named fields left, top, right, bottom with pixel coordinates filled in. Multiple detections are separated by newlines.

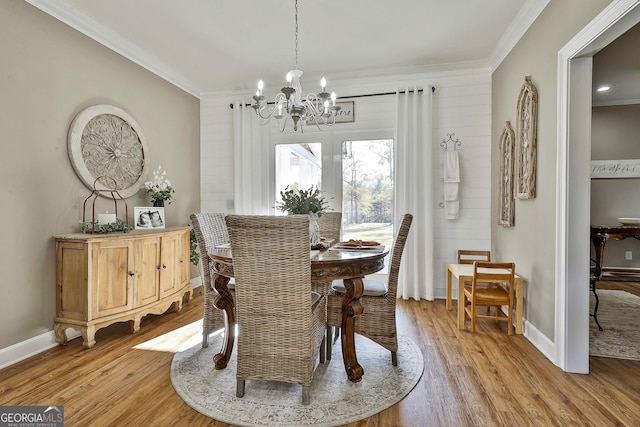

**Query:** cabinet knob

left=129, top=272, right=135, bottom=277
left=157, top=266, right=161, bottom=271
left=162, top=264, right=167, bottom=269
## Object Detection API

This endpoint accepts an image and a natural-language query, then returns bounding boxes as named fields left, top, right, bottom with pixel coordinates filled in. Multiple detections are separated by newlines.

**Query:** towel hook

left=441, top=133, right=462, bottom=151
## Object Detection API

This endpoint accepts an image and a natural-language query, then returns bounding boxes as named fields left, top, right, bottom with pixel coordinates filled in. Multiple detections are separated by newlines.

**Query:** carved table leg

left=591, top=231, right=609, bottom=279
left=341, top=277, right=365, bottom=383
left=212, top=274, right=235, bottom=369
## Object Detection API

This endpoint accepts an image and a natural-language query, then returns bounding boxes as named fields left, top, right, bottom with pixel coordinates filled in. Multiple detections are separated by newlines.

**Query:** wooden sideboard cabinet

left=54, top=227, right=193, bottom=348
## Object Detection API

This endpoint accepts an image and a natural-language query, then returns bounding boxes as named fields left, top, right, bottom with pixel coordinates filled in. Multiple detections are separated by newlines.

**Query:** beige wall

left=591, top=104, right=640, bottom=267
left=491, top=0, right=612, bottom=340
left=0, top=1, right=200, bottom=349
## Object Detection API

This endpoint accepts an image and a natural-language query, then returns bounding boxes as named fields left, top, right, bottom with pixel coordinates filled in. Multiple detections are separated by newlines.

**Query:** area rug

left=590, top=289, right=640, bottom=360
left=171, top=328, right=423, bottom=427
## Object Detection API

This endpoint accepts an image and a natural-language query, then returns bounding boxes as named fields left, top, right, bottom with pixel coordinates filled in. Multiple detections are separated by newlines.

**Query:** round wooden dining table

left=208, top=246, right=388, bottom=383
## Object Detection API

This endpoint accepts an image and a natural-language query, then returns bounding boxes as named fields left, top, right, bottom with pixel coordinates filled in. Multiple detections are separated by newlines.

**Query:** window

left=274, top=143, right=322, bottom=214
left=273, top=137, right=395, bottom=273
left=341, top=139, right=394, bottom=249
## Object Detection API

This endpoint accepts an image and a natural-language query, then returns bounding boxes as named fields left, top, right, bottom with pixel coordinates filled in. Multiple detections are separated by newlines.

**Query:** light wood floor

left=2, top=287, right=640, bottom=427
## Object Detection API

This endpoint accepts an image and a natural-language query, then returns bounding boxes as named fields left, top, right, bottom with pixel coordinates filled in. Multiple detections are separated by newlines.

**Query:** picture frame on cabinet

left=135, top=206, right=165, bottom=229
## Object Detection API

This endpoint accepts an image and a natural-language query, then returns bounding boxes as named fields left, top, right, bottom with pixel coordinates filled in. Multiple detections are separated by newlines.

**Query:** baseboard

left=522, top=318, right=555, bottom=363
left=190, top=276, right=203, bottom=288
left=601, top=267, right=640, bottom=281
left=0, top=329, right=81, bottom=370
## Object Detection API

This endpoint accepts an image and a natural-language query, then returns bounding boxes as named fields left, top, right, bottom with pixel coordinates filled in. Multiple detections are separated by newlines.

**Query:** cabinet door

left=91, top=239, right=134, bottom=318
left=56, top=241, right=89, bottom=321
left=160, top=234, right=180, bottom=297
left=159, top=231, right=189, bottom=298
left=135, top=236, right=161, bottom=307
left=177, top=230, right=190, bottom=287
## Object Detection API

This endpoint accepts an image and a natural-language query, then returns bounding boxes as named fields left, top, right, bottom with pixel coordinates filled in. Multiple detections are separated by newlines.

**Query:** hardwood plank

left=2, top=289, right=640, bottom=426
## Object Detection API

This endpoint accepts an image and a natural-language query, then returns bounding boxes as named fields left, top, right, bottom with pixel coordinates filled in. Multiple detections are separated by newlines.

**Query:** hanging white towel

left=444, top=150, right=460, bottom=219
left=445, top=200, right=459, bottom=219
left=444, top=183, right=458, bottom=201
left=444, top=151, right=460, bottom=183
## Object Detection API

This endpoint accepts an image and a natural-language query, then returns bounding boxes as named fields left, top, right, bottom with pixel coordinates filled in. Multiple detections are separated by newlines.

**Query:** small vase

left=309, top=212, right=321, bottom=247
left=153, top=199, right=164, bottom=207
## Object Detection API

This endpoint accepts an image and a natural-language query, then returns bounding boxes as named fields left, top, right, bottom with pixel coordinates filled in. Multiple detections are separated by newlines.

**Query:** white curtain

left=232, top=101, right=272, bottom=214
left=394, top=85, right=435, bottom=300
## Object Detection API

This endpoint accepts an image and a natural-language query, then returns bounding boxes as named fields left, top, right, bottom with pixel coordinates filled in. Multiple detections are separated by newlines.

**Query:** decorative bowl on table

left=618, top=218, right=640, bottom=225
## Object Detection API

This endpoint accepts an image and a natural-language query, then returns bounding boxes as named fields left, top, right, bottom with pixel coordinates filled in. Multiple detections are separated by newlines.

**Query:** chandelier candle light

left=252, top=0, right=340, bottom=132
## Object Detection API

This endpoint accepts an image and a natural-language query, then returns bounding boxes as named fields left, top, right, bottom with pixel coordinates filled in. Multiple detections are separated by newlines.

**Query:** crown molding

left=25, top=0, right=201, bottom=97
left=489, top=0, right=551, bottom=70
left=593, top=98, right=640, bottom=107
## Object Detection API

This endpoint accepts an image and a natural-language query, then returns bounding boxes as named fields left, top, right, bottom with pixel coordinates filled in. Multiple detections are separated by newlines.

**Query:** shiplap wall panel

left=199, top=99, right=235, bottom=213
left=431, top=73, right=492, bottom=298
left=200, top=70, right=492, bottom=299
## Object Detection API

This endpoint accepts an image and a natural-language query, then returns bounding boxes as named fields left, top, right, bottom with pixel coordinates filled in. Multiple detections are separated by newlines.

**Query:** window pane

left=275, top=143, right=322, bottom=215
left=342, top=139, right=394, bottom=249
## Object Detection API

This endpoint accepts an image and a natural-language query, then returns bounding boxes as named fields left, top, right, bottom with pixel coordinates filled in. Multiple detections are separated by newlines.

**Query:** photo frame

left=306, top=101, right=354, bottom=125
left=134, top=206, right=165, bottom=230
left=591, top=159, right=640, bottom=178
left=333, top=101, right=354, bottom=123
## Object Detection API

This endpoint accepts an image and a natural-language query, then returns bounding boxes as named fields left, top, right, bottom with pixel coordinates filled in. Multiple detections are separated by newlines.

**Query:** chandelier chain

left=294, top=0, right=298, bottom=70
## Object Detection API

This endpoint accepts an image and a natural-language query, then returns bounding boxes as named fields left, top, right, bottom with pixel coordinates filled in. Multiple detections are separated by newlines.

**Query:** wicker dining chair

left=190, top=212, right=234, bottom=348
left=317, top=211, right=342, bottom=244
left=226, top=214, right=326, bottom=405
left=313, top=212, right=342, bottom=294
left=327, top=213, right=413, bottom=366
left=315, top=211, right=343, bottom=346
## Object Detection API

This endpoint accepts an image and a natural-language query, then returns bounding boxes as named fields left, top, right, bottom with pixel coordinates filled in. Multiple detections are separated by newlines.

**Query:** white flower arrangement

left=144, top=165, right=175, bottom=205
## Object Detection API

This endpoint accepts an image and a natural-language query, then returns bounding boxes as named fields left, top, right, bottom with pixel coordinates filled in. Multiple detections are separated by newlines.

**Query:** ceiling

left=593, top=21, right=640, bottom=106
left=25, top=0, right=638, bottom=105
left=27, top=0, right=546, bottom=97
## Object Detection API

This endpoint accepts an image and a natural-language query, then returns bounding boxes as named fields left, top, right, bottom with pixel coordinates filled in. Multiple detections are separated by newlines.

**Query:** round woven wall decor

left=68, top=104, right=149, bottom=198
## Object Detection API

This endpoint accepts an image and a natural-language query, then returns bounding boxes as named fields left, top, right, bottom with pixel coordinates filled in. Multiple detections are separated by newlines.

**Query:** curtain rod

left=229, top=86, right=435, bottom=108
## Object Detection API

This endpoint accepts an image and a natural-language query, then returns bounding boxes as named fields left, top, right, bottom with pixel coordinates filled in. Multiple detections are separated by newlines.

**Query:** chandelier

left=251, top=0, right=340, bottom=132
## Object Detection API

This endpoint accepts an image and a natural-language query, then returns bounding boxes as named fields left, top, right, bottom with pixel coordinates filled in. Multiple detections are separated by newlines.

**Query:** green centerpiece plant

left=276, top=185, right=328, bottom=216
left=80, top=218, right=131, bottom=234
left=276, top=185, right=329, bottom=247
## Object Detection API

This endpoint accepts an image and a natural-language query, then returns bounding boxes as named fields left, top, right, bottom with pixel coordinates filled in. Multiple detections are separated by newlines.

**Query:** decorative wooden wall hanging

left=498, top=121, right=515, bottom=226
left=515, top=76, right=538, bottom=199
left=68, top=104, right=149, bottom=198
